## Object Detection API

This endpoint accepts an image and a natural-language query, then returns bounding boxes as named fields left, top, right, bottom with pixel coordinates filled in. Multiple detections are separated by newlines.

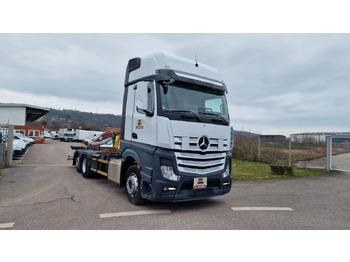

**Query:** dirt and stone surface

left=296, top=152, right=350, bottom=171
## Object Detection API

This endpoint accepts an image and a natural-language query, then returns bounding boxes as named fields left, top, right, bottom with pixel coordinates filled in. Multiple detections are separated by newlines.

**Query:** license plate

left=193, top=177, right=207, bottom=189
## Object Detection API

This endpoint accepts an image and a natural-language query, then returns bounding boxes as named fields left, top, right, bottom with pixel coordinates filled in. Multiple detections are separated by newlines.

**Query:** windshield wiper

left=165, top=110, right=202, bottom=122
left=198, top=111, right=229, bottom=125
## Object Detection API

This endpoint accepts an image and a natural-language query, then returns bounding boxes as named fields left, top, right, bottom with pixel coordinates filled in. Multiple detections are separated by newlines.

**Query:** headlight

left=161, top=166, right=180, bottom=181
left=222, top=164, right=231, bottom=178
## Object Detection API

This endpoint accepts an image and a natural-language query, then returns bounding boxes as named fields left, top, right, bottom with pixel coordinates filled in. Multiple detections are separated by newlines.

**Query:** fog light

left=161, top=166, right=180, bottom=181
left=163, top=186, right=176, bottom=192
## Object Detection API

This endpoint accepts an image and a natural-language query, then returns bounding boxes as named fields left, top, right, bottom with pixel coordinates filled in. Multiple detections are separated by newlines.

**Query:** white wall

left=0, top=106, right=26, bottom=125
left=291, top=134, right=327, bottom=143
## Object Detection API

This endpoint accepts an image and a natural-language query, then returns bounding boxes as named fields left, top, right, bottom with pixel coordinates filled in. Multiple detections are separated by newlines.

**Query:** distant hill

left=37, top=108, right=122, bottom=131
left=36, top=108, right=259, bottom=137
left=233, top=130, right=259, bottom=137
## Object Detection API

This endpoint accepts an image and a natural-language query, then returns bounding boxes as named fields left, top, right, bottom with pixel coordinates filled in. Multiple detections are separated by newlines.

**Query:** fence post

left=288, top=138, right=292, bottom=166
left=6, top=124, right=14, bottom=166
left=326, top=136, right=331, bottom=171
left=257, top=136, right=261, bottom=161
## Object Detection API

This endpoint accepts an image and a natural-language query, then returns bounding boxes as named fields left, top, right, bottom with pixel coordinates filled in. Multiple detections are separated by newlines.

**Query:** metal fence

left=232, top=134, right=330, bottom=167
left=326, top=135, right=350, bottom=172
left=0, top=124, right=14, bottom=167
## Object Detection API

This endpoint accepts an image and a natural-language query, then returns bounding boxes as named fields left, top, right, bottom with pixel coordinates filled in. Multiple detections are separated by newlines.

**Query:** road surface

left=1, top=140, right=350, bottom=230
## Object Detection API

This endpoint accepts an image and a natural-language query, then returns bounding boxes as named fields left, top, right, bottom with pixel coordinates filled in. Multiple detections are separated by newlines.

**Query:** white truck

left=59, top=128, right=75, bottom=142
left=50, top=131, right=59, bottom=140
left=72, top=52, right=233, bottom=205
left=73, top=130, right=102, bottom=142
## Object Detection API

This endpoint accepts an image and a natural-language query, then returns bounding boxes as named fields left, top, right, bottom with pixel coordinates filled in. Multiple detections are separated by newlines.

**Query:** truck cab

left=120, top=52, right=233, bottom=204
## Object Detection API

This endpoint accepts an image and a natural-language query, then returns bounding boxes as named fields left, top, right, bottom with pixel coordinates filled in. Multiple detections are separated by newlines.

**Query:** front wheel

left=125, top=165, right=145, bottom=205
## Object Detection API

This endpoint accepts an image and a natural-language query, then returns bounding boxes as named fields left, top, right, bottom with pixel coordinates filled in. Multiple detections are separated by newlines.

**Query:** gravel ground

left=295, top=152, right=350, bottom=171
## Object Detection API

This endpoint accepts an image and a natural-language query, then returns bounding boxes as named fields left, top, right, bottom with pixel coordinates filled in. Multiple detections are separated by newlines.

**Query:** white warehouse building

left=290, top=132, right=350, bottom=143
left=0, top=103, right=49, bottom=125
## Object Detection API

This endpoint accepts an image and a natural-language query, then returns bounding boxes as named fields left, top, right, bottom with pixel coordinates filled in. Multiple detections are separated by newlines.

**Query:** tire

left=75, top=155, right=82, bottom=173
left=81, top=155, right=94, bottom=178
left=125, top=165, right=145, bottom=205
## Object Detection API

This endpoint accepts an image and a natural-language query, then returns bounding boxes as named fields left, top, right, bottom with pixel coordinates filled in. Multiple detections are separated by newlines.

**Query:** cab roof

left=127, top=52, right=224, bottom=85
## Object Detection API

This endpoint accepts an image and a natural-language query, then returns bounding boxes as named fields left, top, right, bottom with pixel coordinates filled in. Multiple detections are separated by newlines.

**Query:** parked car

left=14, top=132, right=35, bottom=145
left=100, top=139, right=114, bottom=148
left=83, top=135, right=97, bottom=145
left=0, top=133, right=26, bottom=159
left=89, top=137, right=112, bottom=147
left=88, top=132, right=113, bottom=145
left=13, top=135, right=28, bottom=150
left=12, top=139, right=26, bottom=157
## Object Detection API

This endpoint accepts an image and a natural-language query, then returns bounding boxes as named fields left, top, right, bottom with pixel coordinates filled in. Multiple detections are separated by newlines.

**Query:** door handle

left=132, top=133, right=138, bottom=139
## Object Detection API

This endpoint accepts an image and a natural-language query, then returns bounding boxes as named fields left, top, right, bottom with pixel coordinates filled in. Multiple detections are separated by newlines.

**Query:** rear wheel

left=81, top=155, right=94, bottom=178
left=125, top=165, right=145, bottom=205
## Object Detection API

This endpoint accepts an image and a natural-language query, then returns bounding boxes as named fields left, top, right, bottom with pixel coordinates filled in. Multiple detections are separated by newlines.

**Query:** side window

left=29, top=130, right=40, bottom=137
left=147, top=82, right=155, bottom=114
left=135, top=81, right=155, bottom=116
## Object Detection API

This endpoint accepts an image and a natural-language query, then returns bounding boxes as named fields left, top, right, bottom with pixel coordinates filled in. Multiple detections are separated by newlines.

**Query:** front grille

left=174, top=136, right=229, bottom=151
left=174, top=151, right=226, bottom=175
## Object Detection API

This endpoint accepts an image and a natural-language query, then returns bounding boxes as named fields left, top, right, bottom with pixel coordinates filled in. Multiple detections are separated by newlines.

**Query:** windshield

left=159, top=81, right=229, bottom=125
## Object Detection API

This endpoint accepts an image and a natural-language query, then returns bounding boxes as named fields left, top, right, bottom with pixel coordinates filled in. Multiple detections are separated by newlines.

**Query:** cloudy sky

left=1, top=1, right=349, bottom=137
left=1, top=33, right=349, bottom=136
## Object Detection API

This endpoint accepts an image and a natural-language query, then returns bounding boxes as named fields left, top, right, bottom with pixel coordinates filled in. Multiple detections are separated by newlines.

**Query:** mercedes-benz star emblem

left=198, top=136, right=210, bottom=150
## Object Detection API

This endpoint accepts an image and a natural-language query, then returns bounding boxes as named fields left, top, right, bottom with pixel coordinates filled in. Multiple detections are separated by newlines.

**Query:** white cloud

left=1, top=33, right=350, bottom=136
left=0, top=88, right=123, bottom=115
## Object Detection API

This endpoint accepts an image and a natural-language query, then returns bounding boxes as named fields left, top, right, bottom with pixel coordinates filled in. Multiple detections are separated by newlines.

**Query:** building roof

left=0, top=103, right=50, bottom=122
left=290, top=132, right=350, bottom=136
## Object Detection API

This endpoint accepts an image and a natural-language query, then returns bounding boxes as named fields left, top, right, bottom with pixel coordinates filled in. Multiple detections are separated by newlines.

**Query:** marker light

left=222, top=164, right=231, bottom=178
left=174, top=72, right=224, bottom=87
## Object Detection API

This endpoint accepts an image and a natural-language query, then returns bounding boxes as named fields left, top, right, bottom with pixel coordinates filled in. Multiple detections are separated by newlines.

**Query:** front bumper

left=140, top=148, right=232, bottom=202
left=150, top=174, right=232, bottom=202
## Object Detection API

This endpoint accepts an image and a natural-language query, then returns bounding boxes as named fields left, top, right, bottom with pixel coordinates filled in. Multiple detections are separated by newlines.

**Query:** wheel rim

left=82, top=157, right=86, bottom=173
left=126, top=173, right=139, bottom=197
left=76, top=156, right=80, bottom=168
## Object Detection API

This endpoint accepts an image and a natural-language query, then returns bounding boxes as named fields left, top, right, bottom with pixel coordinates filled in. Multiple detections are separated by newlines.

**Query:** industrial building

left=260, top=135, right=287, bottom=143
left=0, top=103, right=49, bottom=125
left=290, top=132, right=350, bottom=143
left=0, top=103, right=49, bottom=167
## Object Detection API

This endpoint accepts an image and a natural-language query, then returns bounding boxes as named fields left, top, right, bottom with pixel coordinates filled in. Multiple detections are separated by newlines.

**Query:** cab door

left=131, top=80, right=157, bottom=146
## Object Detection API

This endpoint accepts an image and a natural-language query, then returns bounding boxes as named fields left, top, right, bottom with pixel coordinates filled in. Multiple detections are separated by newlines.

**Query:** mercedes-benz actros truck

left=72, top=52, right=233, bottom=205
